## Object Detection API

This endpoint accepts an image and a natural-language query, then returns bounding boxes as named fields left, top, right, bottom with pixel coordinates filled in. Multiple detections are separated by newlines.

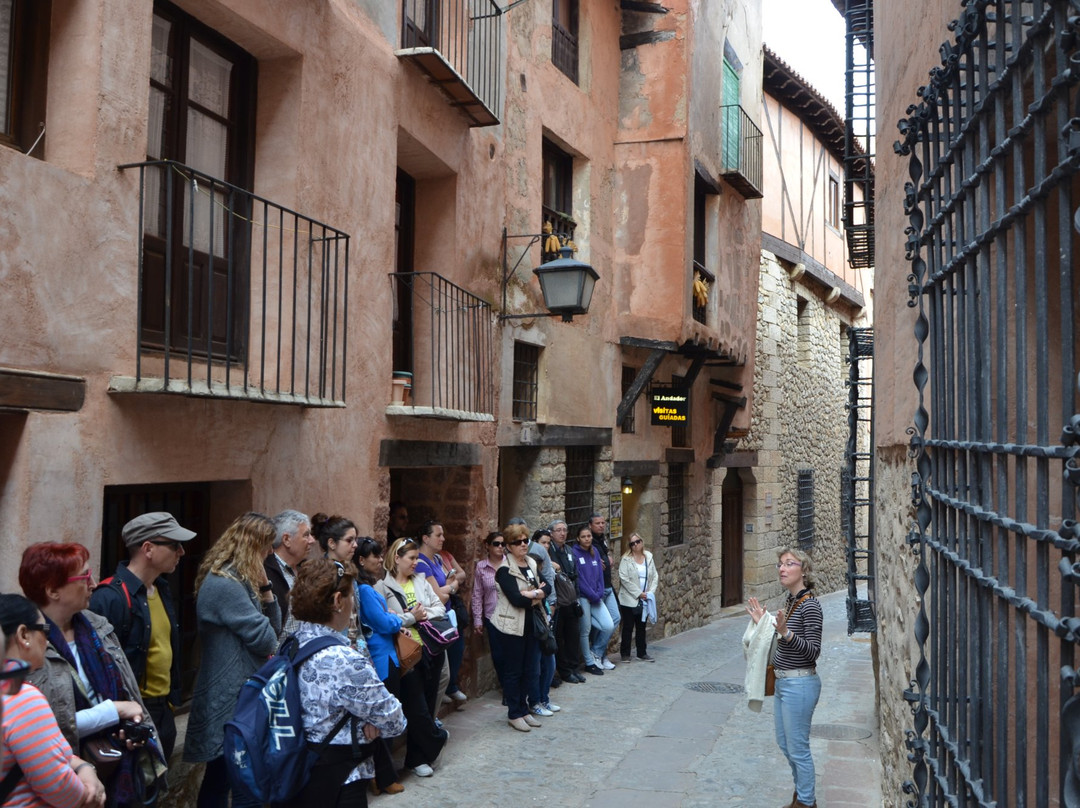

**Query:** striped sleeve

left=2, top=685, right=87, bottom=808
left=773, top=597, right=823, bottom=669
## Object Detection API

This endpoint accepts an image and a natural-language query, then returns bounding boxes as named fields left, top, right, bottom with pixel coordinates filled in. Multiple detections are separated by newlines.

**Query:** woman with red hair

left=20, top=542, right=165, bottom=806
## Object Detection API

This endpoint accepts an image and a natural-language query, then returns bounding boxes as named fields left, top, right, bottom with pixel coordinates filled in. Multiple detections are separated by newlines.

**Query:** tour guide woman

left=746, top=547, right=822, bottom=808
left=491, top=523, right=549, bottom=732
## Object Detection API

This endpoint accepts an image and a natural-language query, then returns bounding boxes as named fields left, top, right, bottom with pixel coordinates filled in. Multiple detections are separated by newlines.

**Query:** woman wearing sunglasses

left=19, top=543, right=163, bottom=807
left=471, top=532, right=507, bottom=693
left=354, top=539, right=445, bottom=788
left=0, top=593, right=106, bottom=808
left=617, top=533, right=659, bottom=662
left=375, top=537, right=449, bottom=776
left=490, top=524, right=549, bottom=733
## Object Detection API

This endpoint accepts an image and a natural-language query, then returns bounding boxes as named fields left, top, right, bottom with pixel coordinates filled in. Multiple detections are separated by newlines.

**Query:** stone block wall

left=738, top=250, right=866, bottom=605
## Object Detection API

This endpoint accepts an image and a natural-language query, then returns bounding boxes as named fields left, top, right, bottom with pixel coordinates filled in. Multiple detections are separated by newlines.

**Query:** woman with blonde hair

left=374, top=538, right=449, bottom=778
left=746, top=546, right=823, bottom=808
left=617, top=533, right=659, bottom=662
left=183, top=513, right=281, bottom=808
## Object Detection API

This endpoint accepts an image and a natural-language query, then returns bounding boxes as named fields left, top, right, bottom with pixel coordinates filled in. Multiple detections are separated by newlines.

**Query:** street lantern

left=501, top=229, right=599, bottom=322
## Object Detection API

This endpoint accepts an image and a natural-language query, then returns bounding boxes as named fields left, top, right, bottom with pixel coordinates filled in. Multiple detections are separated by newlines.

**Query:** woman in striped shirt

left=1, top=593, right=105, bottom=808
left=748, top=547, right=823, bottom=808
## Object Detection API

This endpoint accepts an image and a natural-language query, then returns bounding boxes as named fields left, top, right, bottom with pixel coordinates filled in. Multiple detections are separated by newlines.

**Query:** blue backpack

left=223, top=634, right=351, bottom=804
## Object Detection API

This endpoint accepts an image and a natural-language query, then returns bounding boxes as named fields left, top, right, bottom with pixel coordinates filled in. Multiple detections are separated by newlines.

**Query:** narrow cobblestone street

left=389, top=589, right=880, bottom=807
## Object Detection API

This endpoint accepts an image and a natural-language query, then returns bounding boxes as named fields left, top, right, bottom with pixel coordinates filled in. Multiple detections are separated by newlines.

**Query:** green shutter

left=722, top=59, right=740, bottom=170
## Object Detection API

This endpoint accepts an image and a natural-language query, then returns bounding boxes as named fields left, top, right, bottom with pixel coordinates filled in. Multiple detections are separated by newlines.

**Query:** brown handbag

left=81, top=735, right=124, bottom=782
left=394, top=630, right=423, bottom=673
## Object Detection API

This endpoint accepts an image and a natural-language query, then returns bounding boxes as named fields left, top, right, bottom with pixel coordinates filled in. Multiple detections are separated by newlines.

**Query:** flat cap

left=122, top=512, right=196, bottom=548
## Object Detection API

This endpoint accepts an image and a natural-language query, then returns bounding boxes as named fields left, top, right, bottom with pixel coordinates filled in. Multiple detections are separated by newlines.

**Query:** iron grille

left=512, top=341, right=539, bottom=421
left=842, top=0, right=874, bottom=270
left=896, top=2, right=1080, bottom=805
left=564, top=446, right=595, bottom=533
left=667, top=462, right=686, bottom=546
left=796, top=469, right=814, bottom=551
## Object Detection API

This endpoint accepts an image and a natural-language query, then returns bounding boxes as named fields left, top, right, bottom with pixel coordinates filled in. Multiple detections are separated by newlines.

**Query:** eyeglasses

left=629, top=539, right=642, bottom=547
left=506, top=539, right=528, bottom=547
left=776, top=560, right=803, bottom=569
left=26, top=623, right=48, bottom=634
left=150, top=540, right=182, bottom=551
left=67, top=570, right=95, bottom=584
left=489, top=541, right=505, bottom=547
left=0, top=658, right=30, bottom=696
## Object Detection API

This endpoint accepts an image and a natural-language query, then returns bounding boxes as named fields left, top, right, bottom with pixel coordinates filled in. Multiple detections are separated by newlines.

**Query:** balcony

left=398, top=0, right=504, bottom=127
left=720, top=104, right=764, bottom=199
left=113, top=160, right=349, bottom=407
left=389, top=272, right=495, bottom=420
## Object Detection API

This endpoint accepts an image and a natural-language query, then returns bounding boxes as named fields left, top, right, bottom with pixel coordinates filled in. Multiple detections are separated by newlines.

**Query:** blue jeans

left=530, top=650, right=555, bottom=707
left=602, top=587, right=621, bottom=632
left=774, top=674, right=822, bottom=805
left=578, top=597, right=614, bottom=666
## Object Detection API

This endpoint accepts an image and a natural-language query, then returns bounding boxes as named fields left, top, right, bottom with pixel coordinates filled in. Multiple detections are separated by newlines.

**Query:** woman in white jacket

left=375, top=539, right=448, bottom=736
left=616, top=534, right=658, bottom=662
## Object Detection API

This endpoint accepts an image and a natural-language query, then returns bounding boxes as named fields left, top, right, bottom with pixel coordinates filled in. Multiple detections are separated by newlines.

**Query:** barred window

left=512, top=341, right=539, bottom=421
left=667, top=462, right=686, bottom=546
left=797, top=469, right=814, bottom=551
left=564, top=446, right=595, bottom=533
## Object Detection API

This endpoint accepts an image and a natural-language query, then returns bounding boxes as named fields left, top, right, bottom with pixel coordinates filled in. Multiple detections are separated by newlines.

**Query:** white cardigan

left=742, top=612, right=778, bottom=713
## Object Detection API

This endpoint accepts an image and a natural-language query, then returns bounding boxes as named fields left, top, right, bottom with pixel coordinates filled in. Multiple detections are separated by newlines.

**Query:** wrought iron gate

left=896, top=1, right=1080, bottom=805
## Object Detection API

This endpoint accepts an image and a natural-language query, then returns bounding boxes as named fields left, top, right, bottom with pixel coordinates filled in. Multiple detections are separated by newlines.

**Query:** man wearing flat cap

left=89, top=512, right=195, bottom=760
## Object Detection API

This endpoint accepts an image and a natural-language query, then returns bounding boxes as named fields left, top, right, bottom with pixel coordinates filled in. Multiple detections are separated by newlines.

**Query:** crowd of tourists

left=0, top=505, right=661, bottom=808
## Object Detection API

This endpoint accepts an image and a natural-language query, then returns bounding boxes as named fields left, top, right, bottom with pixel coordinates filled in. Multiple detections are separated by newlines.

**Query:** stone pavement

left=384, top=589, right=881, bottom=808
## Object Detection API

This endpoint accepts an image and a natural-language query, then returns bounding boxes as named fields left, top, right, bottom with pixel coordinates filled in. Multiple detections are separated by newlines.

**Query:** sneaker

left=440, top=694, right=452, bottom=705
left=522, top=714, right=542, bottom=728
left=447, top=689, right=468, bottom=703
left=532, top=704, right=554, bottom=717
left=601, top=658, right=615, bottom=670
left=638, top=653, right=655, bottom=662
left=620, top=655, right=632, bottom=663
left=544, top=702, right=561, bottom=713
left=434, top=717, right=444, bottom=729
left=412, top=764, right=434, bottom=778
left=508, top=717, right=531, bottom=732
left=585, top=664, right=604, bottom=676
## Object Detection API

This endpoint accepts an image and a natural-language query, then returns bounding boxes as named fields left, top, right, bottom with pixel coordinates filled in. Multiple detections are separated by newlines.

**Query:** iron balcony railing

left=398, top=0, right=504, bottom=127
left=720, top=104, right=764, bottom=199
left=115, top=160, right=349, bottom=406
left=389, top=271, right=494, bottom=418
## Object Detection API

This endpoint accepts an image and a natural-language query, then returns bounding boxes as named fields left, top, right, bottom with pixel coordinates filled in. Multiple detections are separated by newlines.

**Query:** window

left=692, top=174, right=717, bottom=324
left=621, top=365, right=637, bottom=434
left=551, top=0, right=578, bottom=83
left=797, top=296, right=810, bottom=365
left=666, top=463, right=686, bottom=546
left=142, top=2, right=256, bottom=358
left=512, top=341, right=539, bottom=421
left=828, top=173, right=841, bottom=229
left=402, top=0, right=437, bottom=48
left=0, top=0, right=49, bottom=156
left=797, top=469, right=815, bottom=551
left=542, top=138, right=576, bottom=260
left=564, top=446, right=595, bottom=533
left=721, top=57, right=741, bottom=170
left=393, top=170, right=416, bottom=375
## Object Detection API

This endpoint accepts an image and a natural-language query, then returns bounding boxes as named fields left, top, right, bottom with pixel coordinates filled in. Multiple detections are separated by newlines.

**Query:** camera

left=118, top=719, right=154, bottom=744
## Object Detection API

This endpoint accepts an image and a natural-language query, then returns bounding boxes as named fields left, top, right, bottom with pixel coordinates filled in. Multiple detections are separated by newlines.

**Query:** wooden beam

left=620, top=1, right=669, bottom=13
left=616, top=348, right=666, bottom=427
left=620, top=30, right=675, bottom=50
left=0, top=368, right=85, bottom=412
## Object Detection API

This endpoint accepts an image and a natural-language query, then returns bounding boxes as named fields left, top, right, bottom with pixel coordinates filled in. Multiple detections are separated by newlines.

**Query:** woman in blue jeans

left=571, top=525, right=614, bottom=676
left=748, top=547, right=823, bottom=808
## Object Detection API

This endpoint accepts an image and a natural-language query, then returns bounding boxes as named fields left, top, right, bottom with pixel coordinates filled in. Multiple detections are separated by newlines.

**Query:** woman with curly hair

left=285, top=558, right=405, bottom=808
left=183, top=513, right=281, bottom=808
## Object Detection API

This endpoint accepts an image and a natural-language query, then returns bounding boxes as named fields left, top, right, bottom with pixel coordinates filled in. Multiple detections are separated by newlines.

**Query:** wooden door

left=720, top=469, right=744, bottom=606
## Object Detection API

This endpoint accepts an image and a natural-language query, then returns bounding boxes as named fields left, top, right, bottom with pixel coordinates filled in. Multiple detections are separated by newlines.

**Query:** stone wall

left=656, top=462, right=716, bottom=636
left=738, top=250, right=866, bottom=606
left=872, top=445, right=923, bottom=807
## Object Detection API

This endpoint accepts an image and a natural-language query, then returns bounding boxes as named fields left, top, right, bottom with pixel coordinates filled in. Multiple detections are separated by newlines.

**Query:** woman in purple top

left=415, top=521, right=467, bottom=705
left=570, top=526, right=614, bottom=676
left=471, top=532, right=507, bottom=690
